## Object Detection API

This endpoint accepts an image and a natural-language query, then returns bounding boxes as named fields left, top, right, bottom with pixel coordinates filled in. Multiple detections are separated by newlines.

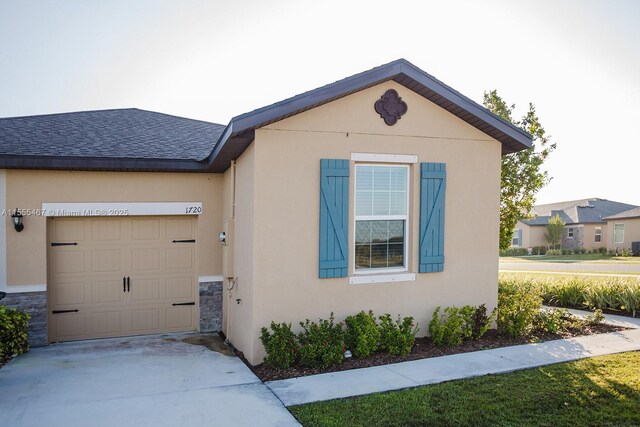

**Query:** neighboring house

left=603, top=207, right=640, bottom=251
left=513, top=198, right=637, bottom=250
left=0, top=59, right=532, bottom=365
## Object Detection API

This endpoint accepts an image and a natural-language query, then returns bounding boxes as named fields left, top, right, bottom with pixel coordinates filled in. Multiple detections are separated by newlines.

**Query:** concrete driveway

left=0, top=334, right=299, bottom=427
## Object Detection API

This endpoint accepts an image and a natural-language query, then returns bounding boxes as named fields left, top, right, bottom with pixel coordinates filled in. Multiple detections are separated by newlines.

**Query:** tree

left=545, top=214, right=565, bottom=249
left=483, top=90, right=556, bottom=251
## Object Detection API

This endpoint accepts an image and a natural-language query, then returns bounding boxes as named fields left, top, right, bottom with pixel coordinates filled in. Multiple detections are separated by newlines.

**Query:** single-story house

left=0, top=59, right=531, bottom=365
left=513, top=198, right=637, bottom=251
left=603, top=207, right=640, bottom=251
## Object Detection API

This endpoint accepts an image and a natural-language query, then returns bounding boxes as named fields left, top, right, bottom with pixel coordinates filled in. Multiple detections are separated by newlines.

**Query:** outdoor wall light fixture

left=11, top=210, right=24, bottom=232
left=218, top=231, right=226, bottom=244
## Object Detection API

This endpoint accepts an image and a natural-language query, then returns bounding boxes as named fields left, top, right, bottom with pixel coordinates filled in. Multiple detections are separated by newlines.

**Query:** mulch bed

left=241, top=323, right=626, bottom=382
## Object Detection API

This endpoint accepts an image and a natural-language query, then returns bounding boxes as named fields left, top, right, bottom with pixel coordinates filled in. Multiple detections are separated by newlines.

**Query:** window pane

left=355, top=190, right=372, bottom=216
left=356, top=166, right=373, bottom=191
left=372, top=191, right=390, bottom=215
left=355, top=220, right=405, bottom=270
left=355, top=245, right=371, bottom=269
left=614, top=224, right=624, bottom=243
left=355, top=221, right=371, bottom=245
left=372, top=166, right=390, bottom=192
left=389, top=192, right=407, bottom=216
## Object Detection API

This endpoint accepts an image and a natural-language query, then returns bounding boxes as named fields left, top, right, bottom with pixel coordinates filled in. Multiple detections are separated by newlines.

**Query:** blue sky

left=1, top=0, right=638, bottom=205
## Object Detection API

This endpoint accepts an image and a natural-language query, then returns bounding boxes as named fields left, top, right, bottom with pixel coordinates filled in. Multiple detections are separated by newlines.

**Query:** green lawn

left=501, top=254, right=640, bottom=263
left=290, top=352, right=640, bottom=427
left=500, top=254, right=640, bottom=264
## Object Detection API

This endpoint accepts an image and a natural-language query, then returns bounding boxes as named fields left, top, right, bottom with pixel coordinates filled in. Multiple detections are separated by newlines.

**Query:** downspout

left=224, top=160, right=237, bottom=344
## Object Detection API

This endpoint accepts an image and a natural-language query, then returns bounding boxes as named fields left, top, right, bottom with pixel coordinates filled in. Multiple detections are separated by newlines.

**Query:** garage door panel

left=91, top=280, right=125, bottom=304
left=53, top=281, right=85, bottom=306
left=91, top=220, right=122, bottom=242
left=52, top=219, right=85, bottom=242
left=91, top=249, right=122, bottom=272
left=132, top=219, right=160, bottom=241
left=132, top=248, right=160, bottom=272
left=130, top=278, right=161, bottom=302
left=167, top=247, right=194, bottom=270
left=166, top=277, right=195, bottom=299
left=91, top=311, right=123, bottom=335
left=166, top=219, right=194, bottom=239
left=131, top=308, right=161, bottom=332
left=53, top=313, right=87, bottom=340
left=54, top=251, right=86, bottom=274
left=50, top=216, right=198, bottom=342
left=166, top=306, right=195, bottom=330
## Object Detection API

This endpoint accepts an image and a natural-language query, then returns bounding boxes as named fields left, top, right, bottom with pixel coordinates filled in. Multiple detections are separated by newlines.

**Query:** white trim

left=1, top=284, right=47, bottom=293
left=0, top=170, right=6, bottom=287
left=351, top=153, right=418, bottom=164
left=199, top=275, right=224, bottom=283
left=41, top=202, right=203, bottom=217
left=349, top=273, right=416, bottom=285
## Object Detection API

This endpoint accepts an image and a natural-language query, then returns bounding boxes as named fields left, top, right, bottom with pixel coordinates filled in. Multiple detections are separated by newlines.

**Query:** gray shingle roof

left=604, top=207, right=640, bottom=220
left=522, top=198, right=638, bottom=226
left=0, top=108, right=224, bottom=161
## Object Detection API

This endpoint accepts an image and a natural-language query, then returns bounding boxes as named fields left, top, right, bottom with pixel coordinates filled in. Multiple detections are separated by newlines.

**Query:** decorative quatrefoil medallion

left=374, top=89, right=408, bottom=126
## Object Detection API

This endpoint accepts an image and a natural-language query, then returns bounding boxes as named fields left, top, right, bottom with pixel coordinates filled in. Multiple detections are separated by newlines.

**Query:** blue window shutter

left=419, top=162, right=446, bottom=273
left=518, top=229, right=523, bottom=246
left=319, top=159, right=349, bottom=278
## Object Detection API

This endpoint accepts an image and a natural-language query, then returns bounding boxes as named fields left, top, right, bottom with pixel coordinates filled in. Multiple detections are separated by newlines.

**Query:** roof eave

left=0, top=155, right=209, bottom=172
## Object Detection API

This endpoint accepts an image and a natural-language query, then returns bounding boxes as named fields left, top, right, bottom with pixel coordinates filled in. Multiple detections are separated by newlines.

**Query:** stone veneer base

left=0, top=291, right=48, bottom=347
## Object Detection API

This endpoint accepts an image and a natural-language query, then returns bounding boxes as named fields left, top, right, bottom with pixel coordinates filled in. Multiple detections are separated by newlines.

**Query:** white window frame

left=614, top=223, right=625, bottom=244
left=567, top=227, right=574, bottom=239
left=594, top=227, right=602, bottom=243
left=353, top=163, right=410, bottom=276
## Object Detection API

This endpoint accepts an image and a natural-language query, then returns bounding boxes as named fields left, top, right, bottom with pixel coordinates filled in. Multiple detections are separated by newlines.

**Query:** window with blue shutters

left=319, top=159, right=349, bottom=278
left=419, top=162, right=446, bottom=273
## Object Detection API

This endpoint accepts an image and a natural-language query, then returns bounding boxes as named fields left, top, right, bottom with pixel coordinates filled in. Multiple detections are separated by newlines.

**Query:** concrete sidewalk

left=267, top=311, right=640, bottom=406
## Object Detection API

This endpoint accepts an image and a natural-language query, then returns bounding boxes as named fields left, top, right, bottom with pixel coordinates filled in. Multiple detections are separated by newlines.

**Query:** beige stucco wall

left=4, top=170, right=223, bottom=287
left=517, top=222, right=548, bottom=249
left=607, top=218, right=640, bottom=250
left=226, top=81, right=503, bottom=365
left=582, top=223, right=607, bottom=249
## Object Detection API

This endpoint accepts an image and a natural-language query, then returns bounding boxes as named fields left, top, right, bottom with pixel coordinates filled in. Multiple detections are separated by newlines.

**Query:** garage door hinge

left=171, top=239, right=195, bottom=243
left=52, top=309, right=79, bottom=314
left=51, top=242, right=78, bottom=246
left=172, top=302, right=196, bottom=306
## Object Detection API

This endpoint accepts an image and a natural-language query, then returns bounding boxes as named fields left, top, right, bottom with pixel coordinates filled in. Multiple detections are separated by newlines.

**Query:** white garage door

left=48, top=216, right=197, bottom=342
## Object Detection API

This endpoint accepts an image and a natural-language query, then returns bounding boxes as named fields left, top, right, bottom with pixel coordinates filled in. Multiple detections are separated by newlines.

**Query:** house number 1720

left=185, top=206, right=202, bottom=214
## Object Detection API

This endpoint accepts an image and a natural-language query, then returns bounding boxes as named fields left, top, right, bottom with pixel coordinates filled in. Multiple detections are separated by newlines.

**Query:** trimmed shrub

left=429, top=306, right=466, bottom=347
left=497, top=279, right=542, bottom=337
left=531, top=246, right=547, bottom=255
left=259, top=322, right=298, bottom=369
left=298, top=313, right=345, bottom=369
left=598, top=247, right=607, bottom=254
left=533, top=307, right=573, bottom=334
left=584, top=309, right=605, bottom=326
left=546, top=249, right=562, bottom=256
left=0, top=306, right=30, bottom=360
left=470, top=304, right=496, bottom=340
left=499, top=248, right=529, bottom=257
left=378, top=314, right=418, bottom=356
left=344, top=310, right=380, bottom=358
left=429, top=304, right=496, bottom=347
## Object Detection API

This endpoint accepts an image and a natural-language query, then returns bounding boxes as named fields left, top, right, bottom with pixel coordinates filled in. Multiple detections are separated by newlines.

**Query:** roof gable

left=523, top=198, right=638, bottom=226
